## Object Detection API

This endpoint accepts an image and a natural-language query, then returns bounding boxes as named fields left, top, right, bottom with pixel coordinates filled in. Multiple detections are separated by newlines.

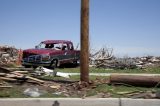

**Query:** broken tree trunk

left=110, top=74, right=160, bottom=87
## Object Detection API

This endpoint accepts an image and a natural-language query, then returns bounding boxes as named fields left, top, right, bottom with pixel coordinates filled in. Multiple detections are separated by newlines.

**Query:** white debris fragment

left=37, top=66, right=70, bottom=78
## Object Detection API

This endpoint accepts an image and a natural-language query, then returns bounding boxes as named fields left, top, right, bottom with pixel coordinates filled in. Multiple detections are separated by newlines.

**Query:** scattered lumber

left=0, top=67, right=11, bottom=73
left=0, top=67, right=44, bottom=84
left=0, top=77, right=17, bottom=82
left=11, top=72, right=45, bottom=83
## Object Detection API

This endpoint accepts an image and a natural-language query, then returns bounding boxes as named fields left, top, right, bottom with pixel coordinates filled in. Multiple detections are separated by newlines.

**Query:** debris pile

left=1, top=66, right=160, bottom=98
left=0, top=45, right=20, bottom=66
left=134, top=56, right=160, bottom=68
left=89, top=47, right=136, bottom=69
left=0, top=66, right=73, bottom=97
left=89, top=47, right=114, bottom=68
left=89, top=47, right=160, bottom=69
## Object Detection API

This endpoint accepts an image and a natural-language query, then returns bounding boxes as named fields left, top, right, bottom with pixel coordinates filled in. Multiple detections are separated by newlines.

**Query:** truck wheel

left=24, top=65, right=31, bottom=68
left=50, top=60, right=57, bottom=69
left=32, top=66, right=38, bottom=69
left=73, top=60, right=79, bottom=66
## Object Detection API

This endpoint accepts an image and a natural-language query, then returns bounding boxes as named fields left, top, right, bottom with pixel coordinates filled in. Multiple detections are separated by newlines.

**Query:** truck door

left=62, top=43, right=75, bottom=63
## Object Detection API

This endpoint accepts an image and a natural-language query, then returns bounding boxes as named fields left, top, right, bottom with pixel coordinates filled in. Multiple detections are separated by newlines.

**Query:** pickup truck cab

left=22, top=40, right=80, bottom=68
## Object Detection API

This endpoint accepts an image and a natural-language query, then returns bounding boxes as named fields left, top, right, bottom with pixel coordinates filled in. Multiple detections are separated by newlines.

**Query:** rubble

left=134, top=56, right=160, bottom=68
left=89, top=47, right=160, bottom=69
left=0, top=45, right=21, bottom=66
left=1, top=66, right=160, bottom=98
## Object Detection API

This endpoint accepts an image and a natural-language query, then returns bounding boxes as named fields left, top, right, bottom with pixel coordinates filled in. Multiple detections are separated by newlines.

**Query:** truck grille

left=28, top=55, right=41, bottom=62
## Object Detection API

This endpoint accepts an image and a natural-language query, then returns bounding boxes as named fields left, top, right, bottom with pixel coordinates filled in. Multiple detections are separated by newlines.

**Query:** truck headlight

left=41, top=55, right=50, bottom=61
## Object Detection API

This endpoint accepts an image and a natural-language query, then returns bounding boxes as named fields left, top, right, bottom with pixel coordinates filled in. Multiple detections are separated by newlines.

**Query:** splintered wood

left=0, top=67, right=44, bottom=84
left=89, top=47, right=113, bottom=68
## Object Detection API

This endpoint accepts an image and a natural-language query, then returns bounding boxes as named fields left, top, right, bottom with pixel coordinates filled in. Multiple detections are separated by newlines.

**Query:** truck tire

left=73, top=60, right=79, bottom=66
left=50, top=60, right=58, bottom=69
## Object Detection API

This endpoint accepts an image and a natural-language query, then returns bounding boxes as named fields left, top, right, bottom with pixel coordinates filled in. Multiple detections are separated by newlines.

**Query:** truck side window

left=48, top=44, right=54, bottom=48
left=45, top=44, right=49, bottom=48
left=62, top=44, right=68, bottom=50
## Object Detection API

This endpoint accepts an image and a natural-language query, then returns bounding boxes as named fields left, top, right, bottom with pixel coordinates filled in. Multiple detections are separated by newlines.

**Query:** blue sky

left=0, top=0, right=160, bottom=57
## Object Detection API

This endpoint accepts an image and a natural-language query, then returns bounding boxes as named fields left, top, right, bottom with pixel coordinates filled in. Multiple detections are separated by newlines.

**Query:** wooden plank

left=11, top=72, right=44, bottom=83
left=0, top=86, right=13, bottom=88
left=0, top=73, right=6, bottom=76
left=0, top=67, right=11, bottom=73
left=0, top=77, right=17, bottom=81
left=26, top=76, right=45, bottom=83
left=14, top=71, right=28, bottom=74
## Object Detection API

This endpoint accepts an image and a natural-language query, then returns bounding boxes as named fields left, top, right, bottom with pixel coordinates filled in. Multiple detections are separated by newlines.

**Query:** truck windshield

left=37, top=43, right=62, bottom=50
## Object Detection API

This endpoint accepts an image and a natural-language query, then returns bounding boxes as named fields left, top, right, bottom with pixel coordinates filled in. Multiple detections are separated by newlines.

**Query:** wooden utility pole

left=80, top=0, right=89, bottom=82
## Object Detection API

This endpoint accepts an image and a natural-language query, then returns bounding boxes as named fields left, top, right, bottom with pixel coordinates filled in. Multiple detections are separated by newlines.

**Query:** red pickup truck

left=22, top=40, right=80, bottom=68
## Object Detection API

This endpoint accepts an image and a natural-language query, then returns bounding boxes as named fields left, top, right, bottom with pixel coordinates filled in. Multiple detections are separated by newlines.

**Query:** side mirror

left=70, top=46, right=74, bottom=50
left=35, top=45, right=39, bottom=49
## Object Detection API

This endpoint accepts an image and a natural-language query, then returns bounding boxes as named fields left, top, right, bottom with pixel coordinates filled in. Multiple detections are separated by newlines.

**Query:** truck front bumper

left=22, top=61, right=51, bottom=67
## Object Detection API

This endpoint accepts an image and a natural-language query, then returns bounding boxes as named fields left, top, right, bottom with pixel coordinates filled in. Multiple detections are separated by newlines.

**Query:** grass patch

left=57, top=67, right=160, bottom=74
left=86, top=83, right=160, bottom=98
left=0, top=86, right=27, bottom=98
left=38, top=75, right=107, bottom=82
left=70, top=75, right=108, bottom=81
left=56, top=68, right=80, bottom=73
